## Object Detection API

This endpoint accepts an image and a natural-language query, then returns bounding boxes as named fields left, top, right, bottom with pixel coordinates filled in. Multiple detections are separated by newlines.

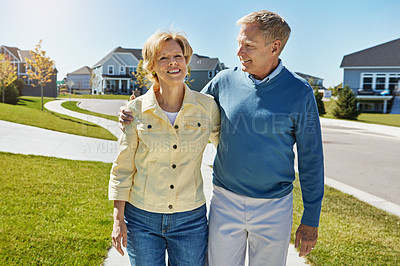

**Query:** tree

left=314, top=89, right=326, bottom=116
left=24, top=40, right=55, bottom=111
left=133, top=59, right=151, bottom=96
left=333, top=85, right=359, bottom=120
left=0, top=53, right=17, bottom=103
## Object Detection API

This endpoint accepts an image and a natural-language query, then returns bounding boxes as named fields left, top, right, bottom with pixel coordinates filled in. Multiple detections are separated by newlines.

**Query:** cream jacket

left=109, top=85, right=220, bottom=213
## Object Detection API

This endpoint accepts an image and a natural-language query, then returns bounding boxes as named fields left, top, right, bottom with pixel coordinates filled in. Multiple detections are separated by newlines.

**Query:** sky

left=1, top=0, right=400, bottom=88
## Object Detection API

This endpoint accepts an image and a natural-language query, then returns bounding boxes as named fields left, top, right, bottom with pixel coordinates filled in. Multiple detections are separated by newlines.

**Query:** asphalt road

left=322, top=125, right=400, bottom=205
left=75, top=99, right=400, bottom=206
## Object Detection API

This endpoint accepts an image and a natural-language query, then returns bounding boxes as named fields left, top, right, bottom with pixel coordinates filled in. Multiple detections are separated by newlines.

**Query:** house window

left=108, top=66, right=114, bottom=75
left=389, top=74, right=400, bottom=91
left=208, top=70, right=214, bottom=79
left=359, top=102, right=375, bottom=111
left=375, top=74, right=386, bottom=90
left=120, top=66, right=125, bottom=74
left=362, top=75, right=373, bottom=90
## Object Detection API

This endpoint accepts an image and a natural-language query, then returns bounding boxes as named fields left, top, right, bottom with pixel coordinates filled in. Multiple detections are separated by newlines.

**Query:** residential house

left=66, top=66, right=91, bottom=94
left=295, top=72, right=331, bottom=98
left=188, top=54, right=226, bottom=92
left=0, top=45, right=58, bottom=97
left=340, top=38, right=400, bottom=113
left=91, top=47, right=142, bottom=95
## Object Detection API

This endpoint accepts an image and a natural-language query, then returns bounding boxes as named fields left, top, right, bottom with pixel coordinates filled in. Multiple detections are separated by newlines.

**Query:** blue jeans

left=124, top=203, right=208, bottom=266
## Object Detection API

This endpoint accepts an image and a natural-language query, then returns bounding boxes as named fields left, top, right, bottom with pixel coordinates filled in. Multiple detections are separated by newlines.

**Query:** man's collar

left=141, top=84, right=197, bottom=112
left=249, top=59, right=283, bottom=85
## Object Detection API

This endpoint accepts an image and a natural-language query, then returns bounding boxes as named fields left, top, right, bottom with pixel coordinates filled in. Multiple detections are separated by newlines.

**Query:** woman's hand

left=112, top=201, right=127, bottom=256
left=112, top=218, right=128, bottom=256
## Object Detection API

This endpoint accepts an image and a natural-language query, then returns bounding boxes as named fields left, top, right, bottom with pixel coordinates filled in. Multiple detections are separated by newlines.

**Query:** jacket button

left=173, top=145, right=177, bottom=149
left=197, top=123, right=201, bottom=127
left=147, top=125, right=152, bottom=129
left=168, top=205, right=173, bottom=209
left=170, top=184, right=174, bottom=189
left=172, top=164, right=176, bottom=169
left=174, top=125, right=179, bottom=129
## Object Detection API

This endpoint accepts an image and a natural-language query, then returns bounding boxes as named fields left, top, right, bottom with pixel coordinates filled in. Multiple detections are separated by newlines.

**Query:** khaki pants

left=207, top=185, right=293, bottom=266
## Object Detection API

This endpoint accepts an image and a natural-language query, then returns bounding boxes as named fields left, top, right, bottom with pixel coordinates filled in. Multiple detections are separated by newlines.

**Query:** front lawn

left=322, top=100, right=400, bottom=127
left=0, top=152, right=113, bottom=265
left=292, top=178, right=400, bottom=265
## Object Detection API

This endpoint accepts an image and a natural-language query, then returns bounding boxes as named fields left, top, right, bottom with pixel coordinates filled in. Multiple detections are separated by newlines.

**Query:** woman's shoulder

left=126, top=95, right=145, bottom=114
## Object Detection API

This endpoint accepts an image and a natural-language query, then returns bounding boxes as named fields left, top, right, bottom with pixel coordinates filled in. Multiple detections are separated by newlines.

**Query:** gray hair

left=237, top=10, right=291, bottom=54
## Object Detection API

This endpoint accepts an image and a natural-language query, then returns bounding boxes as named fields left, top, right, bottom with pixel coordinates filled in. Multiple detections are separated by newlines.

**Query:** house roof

left=67, top=66, right=91, bottom=76
left=340, top=38, right=400, bottom=68
left=295, top=72, right=323, bottom=81
left=93, top=46, right=142, bottom=68
left=189, top=54, right=219, bottom=70
left=2, top=46, right=20, bottom=60
left=1, top=45, right=34, bottom=61
left=19, top=50, right=32, bottom=61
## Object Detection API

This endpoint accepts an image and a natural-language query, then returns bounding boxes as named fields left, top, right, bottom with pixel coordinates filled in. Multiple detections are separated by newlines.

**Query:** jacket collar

left=141, top=84, right=197, bottom=113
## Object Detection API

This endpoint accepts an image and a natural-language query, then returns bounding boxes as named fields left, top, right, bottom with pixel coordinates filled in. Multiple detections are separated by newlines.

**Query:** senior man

left=119, top=10, right=324, bottom=266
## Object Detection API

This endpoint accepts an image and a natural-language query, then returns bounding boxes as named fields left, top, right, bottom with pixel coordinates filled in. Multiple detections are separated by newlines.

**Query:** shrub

left=12, top=78, right=25, bottom=96
left=314, top=89, right=326, bottom=116
left=333, top=85, right=359, bottom=120
left=0, top=84, right=20, bottom=105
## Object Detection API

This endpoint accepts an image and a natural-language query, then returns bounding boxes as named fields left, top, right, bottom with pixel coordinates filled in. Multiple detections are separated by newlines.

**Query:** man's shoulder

left=215, top=67, right=242, bottom=79
left=281, top=68, right=313, bottom=94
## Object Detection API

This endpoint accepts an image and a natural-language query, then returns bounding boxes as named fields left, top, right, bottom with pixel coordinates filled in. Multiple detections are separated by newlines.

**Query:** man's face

left=236, top=22, right=276, bottom=80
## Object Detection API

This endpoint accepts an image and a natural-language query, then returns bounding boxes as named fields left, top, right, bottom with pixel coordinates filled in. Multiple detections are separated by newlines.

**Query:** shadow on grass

left=17, top=98, right=35, bottom=106
left=49, top=111, right=98, bottom=128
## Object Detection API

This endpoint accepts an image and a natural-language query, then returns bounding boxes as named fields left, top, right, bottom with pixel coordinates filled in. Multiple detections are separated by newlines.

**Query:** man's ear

left=271, top=40, right=282, bottom=55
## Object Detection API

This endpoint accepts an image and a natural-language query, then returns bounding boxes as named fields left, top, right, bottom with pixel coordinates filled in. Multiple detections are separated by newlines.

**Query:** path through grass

left=0, top=97, right=116, bottom=141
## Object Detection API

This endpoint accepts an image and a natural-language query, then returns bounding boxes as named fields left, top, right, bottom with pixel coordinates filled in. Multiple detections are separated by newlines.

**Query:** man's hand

left=295, top=223, right=318, bottom=257
left=112, top=218, right=128, bottom=256
left=118, top=106, right=134, bottom=131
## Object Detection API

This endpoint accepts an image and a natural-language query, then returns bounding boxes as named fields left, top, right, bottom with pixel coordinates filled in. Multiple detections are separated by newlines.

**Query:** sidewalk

left=0, top=120, right=117, bottom=163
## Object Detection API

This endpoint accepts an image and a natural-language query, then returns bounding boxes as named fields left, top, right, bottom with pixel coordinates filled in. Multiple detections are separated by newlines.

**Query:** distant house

left=66, top=66, right=91, bottom=94
left=188, top=54, right=226, bottom=92
left=91, top=47, right=142, bottom=95
left=295, top=72, right=324, bottom=90
left=340, top=38, right=400, bottom=113
left=0, top=45, right=58, bottom=97
left=295, top=72, right=331, bottom=98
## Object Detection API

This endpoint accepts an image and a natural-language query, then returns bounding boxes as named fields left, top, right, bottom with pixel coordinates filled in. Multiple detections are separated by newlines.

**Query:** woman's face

left=152, top=39, right=187, bottom=88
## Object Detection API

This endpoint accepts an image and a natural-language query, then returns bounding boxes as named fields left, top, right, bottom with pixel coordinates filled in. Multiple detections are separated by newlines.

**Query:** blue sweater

left=201, top=67, right=324, bottom=227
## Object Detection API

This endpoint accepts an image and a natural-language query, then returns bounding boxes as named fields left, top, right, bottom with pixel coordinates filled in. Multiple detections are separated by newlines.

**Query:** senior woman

left=109, top=30, right=220, bottom=266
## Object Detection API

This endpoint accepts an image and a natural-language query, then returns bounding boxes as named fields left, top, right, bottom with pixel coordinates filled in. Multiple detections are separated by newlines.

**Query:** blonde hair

left=237, top=10, right=291, bottom=54
left=142, top=30, right=193, bottom=84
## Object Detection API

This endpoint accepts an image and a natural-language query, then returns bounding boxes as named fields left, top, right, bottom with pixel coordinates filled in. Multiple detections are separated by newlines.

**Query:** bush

left=12, top=78, right=25, bottom=96
left=0, top=84, right=20, bottom=105
left=333, top=85, right=359, bottom=120
left=314, top=89, right=326, bottom=116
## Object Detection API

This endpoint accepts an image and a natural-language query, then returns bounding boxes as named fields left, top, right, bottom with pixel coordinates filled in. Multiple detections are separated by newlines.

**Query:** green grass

left=61, top=101, right=119, bottom=122
left=59, top=94, right=131, bottom=100
left=0, top=152, right=113, bottom=265
left=291, top=178, right=400, bottom=265
left=0, top=97, right=117, bottom=141
left=322, top=99, right=400, bottom=127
